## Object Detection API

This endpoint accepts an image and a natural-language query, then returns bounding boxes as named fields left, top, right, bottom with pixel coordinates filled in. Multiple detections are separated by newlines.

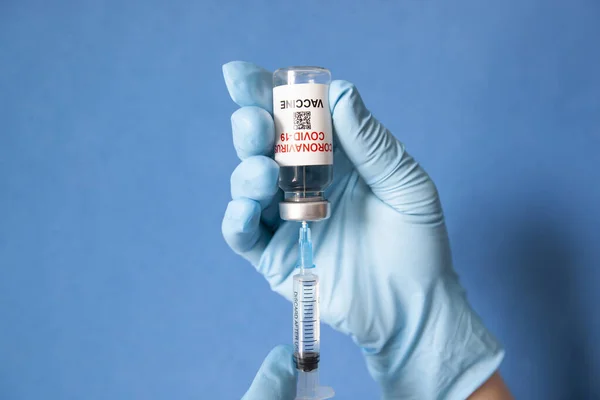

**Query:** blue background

left=1, top=0, right=599, bottom=399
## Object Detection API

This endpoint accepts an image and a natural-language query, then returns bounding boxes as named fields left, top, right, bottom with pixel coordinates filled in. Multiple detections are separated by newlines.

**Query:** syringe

left=293, top=221, right=334, bottom=400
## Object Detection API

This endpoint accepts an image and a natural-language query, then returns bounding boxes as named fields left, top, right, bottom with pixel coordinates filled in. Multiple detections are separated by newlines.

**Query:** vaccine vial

left=273, top=66, right=333, bottom=221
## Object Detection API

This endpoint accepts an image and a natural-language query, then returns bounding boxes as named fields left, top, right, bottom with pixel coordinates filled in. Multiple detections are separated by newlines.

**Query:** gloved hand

left=242, top=345, right=296, bottom=400
left=223, top=61, right=505, bottom=399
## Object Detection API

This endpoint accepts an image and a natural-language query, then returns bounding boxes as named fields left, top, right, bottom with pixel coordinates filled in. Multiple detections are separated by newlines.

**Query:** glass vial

left=273, top=66, right=333, bottom=222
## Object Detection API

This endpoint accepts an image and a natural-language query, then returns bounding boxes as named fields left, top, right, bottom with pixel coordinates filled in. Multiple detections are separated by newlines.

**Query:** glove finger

left=330, top=80, right=440, bottom=216
left=231, top=155, right=282, bottom=231
left=242, top=345, right=297, bottom=400
left=260, top=189, right=284, bottom=232
left=231, top=156, right=279, bottom=210
left=231, top=106, right=274, bottom=160
left=222, top=198, right=271, bottom=267
left=223, top=61, right=273, bottom=112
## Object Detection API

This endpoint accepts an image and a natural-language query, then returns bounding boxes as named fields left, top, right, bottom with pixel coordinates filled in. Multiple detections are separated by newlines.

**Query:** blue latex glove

left=223, top=61, right=505, bottom=399
left=242, top=345, right=296, bottom=400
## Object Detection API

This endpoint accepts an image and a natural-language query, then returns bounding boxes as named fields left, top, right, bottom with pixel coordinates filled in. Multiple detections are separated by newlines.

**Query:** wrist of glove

left=360, top=272, right=504, bottom=399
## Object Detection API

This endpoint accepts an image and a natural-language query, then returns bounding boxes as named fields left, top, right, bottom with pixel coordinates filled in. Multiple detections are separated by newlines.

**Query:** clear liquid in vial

left=279, top=165, right=333, bottom=198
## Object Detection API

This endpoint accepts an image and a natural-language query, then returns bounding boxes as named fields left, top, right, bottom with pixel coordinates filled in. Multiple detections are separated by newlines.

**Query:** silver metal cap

left=279, top=200, right=331, bottom=222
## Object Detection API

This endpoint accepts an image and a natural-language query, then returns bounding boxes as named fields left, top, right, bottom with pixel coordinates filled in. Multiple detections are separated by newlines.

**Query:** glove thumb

left=242, top=345, right=297, bottom=400
left=330, top=80, right=439, bottom=215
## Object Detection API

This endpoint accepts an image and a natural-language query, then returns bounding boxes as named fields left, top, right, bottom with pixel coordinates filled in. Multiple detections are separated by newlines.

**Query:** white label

left=273, top=83, right=333, bottom=167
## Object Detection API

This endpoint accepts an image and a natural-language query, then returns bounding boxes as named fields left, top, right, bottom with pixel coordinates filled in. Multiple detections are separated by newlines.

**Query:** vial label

left=273, top=83, right=333, bottom=167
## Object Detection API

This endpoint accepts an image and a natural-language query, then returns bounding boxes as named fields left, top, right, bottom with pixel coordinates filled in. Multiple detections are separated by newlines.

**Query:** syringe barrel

left=293, top=271, right=320, bottom=371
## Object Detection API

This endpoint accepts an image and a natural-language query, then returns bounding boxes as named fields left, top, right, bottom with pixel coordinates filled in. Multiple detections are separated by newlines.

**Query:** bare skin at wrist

left=468, top=372, right=513, bottom=399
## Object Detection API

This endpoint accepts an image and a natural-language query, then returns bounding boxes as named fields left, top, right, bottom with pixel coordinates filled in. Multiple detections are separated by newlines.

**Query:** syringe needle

left=299, top=221, right=312, bottom=271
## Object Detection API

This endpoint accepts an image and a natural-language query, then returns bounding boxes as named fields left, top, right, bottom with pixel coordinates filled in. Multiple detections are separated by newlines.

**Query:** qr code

left=293, top=111, right=311, bottom=130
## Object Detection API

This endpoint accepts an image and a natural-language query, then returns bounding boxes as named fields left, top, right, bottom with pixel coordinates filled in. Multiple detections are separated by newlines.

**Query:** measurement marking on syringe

left=293, top=221, right=324, bottom=376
